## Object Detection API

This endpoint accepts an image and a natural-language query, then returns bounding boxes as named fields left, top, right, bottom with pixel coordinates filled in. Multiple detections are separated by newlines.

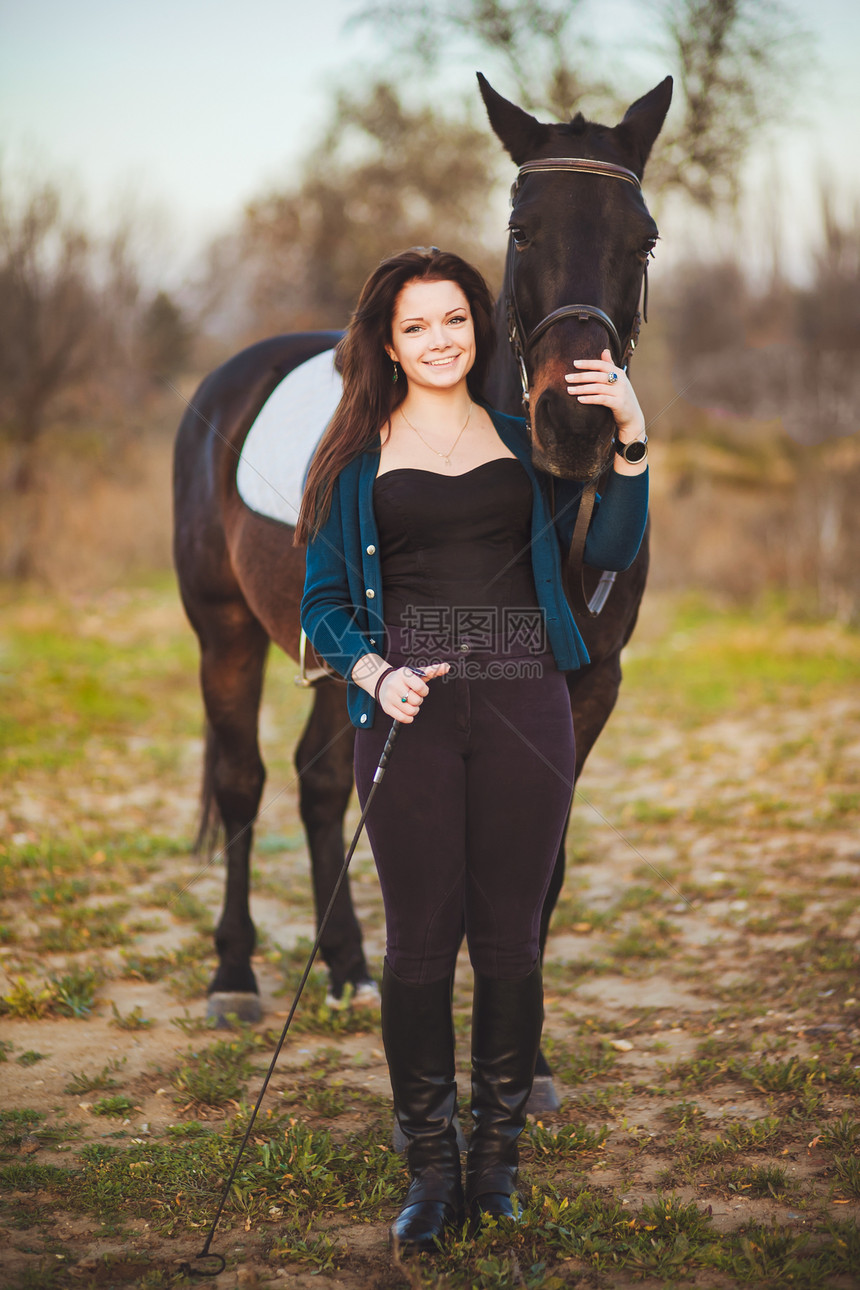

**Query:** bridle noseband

left=505, top=157, right=651, bottom=421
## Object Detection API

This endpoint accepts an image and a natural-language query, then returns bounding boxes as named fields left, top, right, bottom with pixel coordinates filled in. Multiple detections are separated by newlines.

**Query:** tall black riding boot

left=382, top=961, right=464, bottom=1252
left=466, top=964, right=543, bottom=1224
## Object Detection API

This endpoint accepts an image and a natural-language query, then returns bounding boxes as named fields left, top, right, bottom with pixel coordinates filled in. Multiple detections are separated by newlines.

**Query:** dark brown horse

left=172, top=74, right=672, bottom=1105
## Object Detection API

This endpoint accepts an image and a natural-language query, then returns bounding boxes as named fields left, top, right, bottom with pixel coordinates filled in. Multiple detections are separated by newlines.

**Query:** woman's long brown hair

left=294, top=247, right=496, bottom=545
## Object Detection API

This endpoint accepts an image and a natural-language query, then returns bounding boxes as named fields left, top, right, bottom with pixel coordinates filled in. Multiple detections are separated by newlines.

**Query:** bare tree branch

left=351, top=0, right=611, bottom=119
left=352, top=0, right=809, bottom=208
left=207, top=80, right=502, bottom=341
left=649, top=0, right=806, bottom=206
left=0, top=175, right=98, bottom=471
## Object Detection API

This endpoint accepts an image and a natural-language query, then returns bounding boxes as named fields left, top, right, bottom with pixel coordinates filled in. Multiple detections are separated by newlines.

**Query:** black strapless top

left=373, top=458, right=543, bottom=656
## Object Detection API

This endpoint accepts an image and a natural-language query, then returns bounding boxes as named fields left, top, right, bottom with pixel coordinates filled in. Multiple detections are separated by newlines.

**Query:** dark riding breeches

left=353, top=650, right=575, bottom=984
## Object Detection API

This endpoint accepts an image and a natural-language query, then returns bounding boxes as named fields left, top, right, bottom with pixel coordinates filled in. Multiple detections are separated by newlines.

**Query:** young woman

left=296, top=248, right=648, bottom=1252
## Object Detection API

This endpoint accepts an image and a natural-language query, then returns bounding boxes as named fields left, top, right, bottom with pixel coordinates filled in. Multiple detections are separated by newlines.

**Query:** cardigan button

left=366, top=588, right=375, bottom=599
left=360, top=714, right=367, bottom=723
left=366, top=544, right=376, bottom=555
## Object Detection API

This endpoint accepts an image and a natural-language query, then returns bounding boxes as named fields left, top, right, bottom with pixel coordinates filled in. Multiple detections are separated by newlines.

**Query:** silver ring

left=607, top=371, right=618, bottom=384
left=401, top=695, right=409, bottom=703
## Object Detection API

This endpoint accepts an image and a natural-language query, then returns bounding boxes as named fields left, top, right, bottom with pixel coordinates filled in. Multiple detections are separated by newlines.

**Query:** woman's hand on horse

left=565, top=349, right=646, bottom=442
left=379, top=662, right=450, bottom=723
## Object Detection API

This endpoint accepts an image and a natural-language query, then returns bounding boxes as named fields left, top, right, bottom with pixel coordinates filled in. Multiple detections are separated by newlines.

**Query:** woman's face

left=385, top=278, right=477, bottom=393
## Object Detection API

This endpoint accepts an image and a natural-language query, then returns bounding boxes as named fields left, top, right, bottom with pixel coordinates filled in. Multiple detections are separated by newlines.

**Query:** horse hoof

left=392, top=1114, right=467, bottom=1155
left=352, top=980, right=381, bottom=1009
left=526, top=1074, right=561, bottom=1116
left=325, top=978, right=381, bottom=1011
left=206, top=992, right=263, bottom=1026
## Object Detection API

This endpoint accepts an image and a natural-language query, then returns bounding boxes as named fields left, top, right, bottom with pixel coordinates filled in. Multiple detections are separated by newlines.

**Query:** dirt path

left=1, top=584, right=859, bottom=1288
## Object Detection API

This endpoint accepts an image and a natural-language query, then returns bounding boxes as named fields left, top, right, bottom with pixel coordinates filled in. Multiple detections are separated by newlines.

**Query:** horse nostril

left=531, top=386, right=616, bottom=480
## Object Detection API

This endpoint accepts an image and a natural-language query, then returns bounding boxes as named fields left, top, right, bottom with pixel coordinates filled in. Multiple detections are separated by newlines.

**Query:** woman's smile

left=424, top=354, right=459, bottom=368
left=385, top=279, right=477, bottom=392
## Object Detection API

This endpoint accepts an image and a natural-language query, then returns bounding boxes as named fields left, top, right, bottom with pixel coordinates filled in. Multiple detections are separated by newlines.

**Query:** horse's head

left=479, top=74, right=672, bottom=481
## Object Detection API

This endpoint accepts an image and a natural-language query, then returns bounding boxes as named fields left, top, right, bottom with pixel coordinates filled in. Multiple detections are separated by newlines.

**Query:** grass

left=833, top=1155, right=860, bottom=1198
left=527, top=1121, right=609, bottom=1160
left=611, top=917, right=678, bottom=961
left=16, top=1049, right=48, bottom=1066
left=34, top=901, right=132, bottom=952
left=49, top=965, right=102, bottom=1017
left=119, top=937, right=214, bottom=990
left=148, top=881, right=212, bottom=930
left=0, top=834, right=189, bottom=904
left=660, top=1116, right=784, bottom=1180
left=822, top=1113, right=860, bottom=1152
left=302, top=1083, right=348, bottom=1117
left=90, top=1095, right=138, bottom=1118
left=661, top=1042, right=860, bottom=1099
left=270, top=1219, right=345, bottom=1272
left=0, top=977, right=57, bottom=1019
left=0, top=965, right=101, bottom=1020
left=622, top=595, right=860, bottom=726
left=540, top=1035, right=617, bottom=1085
left=0, top=1109, right=46, bottom=1147
left=0, top=589, right=200, bottom=775
left=169, top=1035, right=265, bottom=1107
left=63, top=1059, right=126, bottom=1096
left=273, top=949, right=382, bottom=1037
left=724, top=1163, right=791, bottom=1198
left=2, top=584, right=860, bottom=1287
left=110, top=1003, right=155, bottom=1031
left=0, top=1109, right=80, bottom=1158
left=661, top=1099, right=706, bottom=1129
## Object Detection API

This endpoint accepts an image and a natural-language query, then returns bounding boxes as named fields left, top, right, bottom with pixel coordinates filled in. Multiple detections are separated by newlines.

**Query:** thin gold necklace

left=399, top=402, right=473, bottom=467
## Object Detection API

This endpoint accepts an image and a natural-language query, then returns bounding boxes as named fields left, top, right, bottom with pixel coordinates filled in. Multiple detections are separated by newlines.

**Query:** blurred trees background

left=0, top=173, right=191, bottom=577
left=0, top=0, right=857, bottom=619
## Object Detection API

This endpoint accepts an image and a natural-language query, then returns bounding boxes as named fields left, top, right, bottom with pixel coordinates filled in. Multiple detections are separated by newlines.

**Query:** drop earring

left=392, top=361, right=399, bottom=384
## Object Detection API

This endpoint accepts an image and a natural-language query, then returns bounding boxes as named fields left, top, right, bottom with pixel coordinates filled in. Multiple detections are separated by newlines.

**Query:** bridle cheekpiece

left=505, top=157, right=650, bottom=423
left=505, top=157, right=653, bottom=621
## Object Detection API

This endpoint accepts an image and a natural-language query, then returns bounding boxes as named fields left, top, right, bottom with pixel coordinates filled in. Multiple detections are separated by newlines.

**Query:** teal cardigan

left=300, top=406, right=648, bottom=729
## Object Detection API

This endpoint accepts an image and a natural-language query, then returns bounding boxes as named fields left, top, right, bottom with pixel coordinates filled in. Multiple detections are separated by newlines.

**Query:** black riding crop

left=180, top=712, right=404, bottom=1278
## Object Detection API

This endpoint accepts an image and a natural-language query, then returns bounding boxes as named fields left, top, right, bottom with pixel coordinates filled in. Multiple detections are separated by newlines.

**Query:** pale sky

left=1, top=0, right=859, bottom=281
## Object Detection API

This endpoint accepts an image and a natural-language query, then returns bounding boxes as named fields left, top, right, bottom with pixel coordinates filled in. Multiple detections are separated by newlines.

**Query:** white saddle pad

left=236, top=348, right=343, bottom=526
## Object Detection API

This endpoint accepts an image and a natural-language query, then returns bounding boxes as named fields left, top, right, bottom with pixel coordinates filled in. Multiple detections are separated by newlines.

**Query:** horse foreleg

left=539, top=653, right=623, bottom=956
left=295, top=679, right=371, bottom=1000
left=194, top=601, right=270, bottom=1024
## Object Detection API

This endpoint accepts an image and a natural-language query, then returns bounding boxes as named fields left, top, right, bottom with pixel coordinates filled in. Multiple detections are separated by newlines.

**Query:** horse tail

left=193, top=718, right=222, bottom=856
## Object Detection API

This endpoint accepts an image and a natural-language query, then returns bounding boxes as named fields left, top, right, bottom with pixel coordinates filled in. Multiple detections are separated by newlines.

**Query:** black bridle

left=504, top=157, right=650, bottom=421
left=504, top=156, right=653, bottom=619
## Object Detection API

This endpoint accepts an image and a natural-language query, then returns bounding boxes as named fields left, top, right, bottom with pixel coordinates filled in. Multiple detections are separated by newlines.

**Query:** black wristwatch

left=615, top=433, right=648, bottom=464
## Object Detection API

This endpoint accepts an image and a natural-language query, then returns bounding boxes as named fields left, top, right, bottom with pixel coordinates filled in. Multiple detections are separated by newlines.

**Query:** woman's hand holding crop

left=376, top=663, right=450, bottom=722
left=352, top=656, right=451, bottom=722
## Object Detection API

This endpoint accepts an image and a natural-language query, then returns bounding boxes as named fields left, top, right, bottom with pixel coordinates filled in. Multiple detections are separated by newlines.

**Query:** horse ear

left=615, top=76, right=674, bottom=173
left=477, top=72, right=546, bottom=164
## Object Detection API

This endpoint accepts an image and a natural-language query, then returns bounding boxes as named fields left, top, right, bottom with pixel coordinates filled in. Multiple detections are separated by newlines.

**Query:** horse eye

left=509, top=226, right=529, bottom=248
left=639, top=237, right=658, bottom=261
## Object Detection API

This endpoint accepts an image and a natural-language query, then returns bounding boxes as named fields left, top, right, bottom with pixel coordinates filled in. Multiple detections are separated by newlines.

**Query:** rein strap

left=557, top=479, right=618, bottom=620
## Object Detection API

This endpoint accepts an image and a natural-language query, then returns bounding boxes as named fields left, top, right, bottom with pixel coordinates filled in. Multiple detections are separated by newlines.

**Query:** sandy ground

left=1, top=588, right=859, bottom=1288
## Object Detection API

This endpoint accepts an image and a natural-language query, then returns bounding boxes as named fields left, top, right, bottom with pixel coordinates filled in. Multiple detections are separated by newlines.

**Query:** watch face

left=623, top=439, right=647, bottom=463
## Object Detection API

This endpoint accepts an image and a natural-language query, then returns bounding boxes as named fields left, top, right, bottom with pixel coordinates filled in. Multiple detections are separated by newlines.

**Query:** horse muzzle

left=530, top=385, right=616, bottom=482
